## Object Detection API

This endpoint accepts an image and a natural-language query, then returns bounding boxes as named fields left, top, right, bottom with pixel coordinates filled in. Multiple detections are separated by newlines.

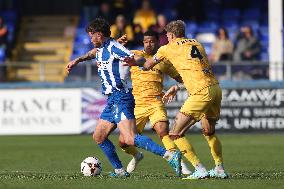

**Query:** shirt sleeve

left=153, top=45, right=168, bottom=63
left=158, top=61, right=180, bottom=79
left=111, top=40, right=134, bottom=60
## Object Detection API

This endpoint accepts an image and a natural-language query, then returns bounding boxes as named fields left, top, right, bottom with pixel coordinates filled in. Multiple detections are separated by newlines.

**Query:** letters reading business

left=0, top=98, right=71, bottom=126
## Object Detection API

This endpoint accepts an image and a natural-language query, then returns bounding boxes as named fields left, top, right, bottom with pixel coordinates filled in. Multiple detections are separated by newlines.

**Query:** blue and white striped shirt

left=95, top=38, right=133, bottom=95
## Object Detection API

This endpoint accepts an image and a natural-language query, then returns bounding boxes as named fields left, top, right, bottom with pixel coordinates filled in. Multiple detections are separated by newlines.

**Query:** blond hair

left=165, top=20, right=186, bottom=38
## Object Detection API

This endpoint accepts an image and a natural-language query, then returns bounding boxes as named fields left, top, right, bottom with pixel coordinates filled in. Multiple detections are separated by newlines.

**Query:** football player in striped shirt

left=66, top=18, right=182, bottom=177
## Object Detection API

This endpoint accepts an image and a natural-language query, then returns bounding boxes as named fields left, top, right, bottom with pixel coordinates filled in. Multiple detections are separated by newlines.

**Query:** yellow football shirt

left=131, top=50, right=179, bottom=105
left=154, top=38, right=219, bottom=95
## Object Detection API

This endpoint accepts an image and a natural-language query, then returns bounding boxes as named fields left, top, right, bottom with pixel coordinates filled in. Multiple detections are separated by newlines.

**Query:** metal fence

left=0, top=61, right=280, bottom=82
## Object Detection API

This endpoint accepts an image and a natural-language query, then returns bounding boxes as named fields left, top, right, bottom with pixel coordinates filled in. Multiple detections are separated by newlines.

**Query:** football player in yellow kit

left=124, top=20, right=229, bottom=179
left=121, top=30, right=193, bottom=175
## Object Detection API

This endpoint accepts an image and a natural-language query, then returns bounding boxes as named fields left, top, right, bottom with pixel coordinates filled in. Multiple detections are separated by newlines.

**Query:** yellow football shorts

left=180, top=84, right=222, bottom=121
left=134, top=104, right=168, bottom=133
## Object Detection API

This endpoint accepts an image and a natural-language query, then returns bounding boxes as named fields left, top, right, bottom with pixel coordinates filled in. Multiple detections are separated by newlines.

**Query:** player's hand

left=162, top=85, right=179, bottom=104
left=143, top=61, right=153, bottom=71
left=117, top=34, right=128, bottom=45
left=123, top=56, right=137, bottom=66
left=65, top=59, right=78, bottom=74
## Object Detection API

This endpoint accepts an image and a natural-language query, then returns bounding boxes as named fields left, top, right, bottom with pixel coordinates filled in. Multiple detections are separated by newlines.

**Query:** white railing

left=0, top=61, right=278, bottom=82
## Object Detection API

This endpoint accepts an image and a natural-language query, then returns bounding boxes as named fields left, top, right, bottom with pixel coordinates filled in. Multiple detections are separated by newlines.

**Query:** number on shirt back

left=190, top=45, right=203, bottom=60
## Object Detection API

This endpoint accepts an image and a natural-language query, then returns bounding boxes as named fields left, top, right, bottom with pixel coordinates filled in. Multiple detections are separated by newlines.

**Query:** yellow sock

left=121, top=146, right=139, bottom=156
left=204, top=134, right=223, bottom=165
left=174, top=136, right=201, bottom=167
left=161, top=135, right=176, bottom=151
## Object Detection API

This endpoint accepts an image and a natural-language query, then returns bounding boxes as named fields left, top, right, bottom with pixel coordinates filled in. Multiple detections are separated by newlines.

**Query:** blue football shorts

left=100, top=90, right=135, bottom=124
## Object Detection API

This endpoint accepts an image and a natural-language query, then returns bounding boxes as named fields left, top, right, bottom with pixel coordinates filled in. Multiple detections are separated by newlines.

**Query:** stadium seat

left=0, top=10, right=17, bottom=22
left=75, top=28, right=90, bottom=45
left=260, top=52, right=269, bottom=61
left=185, top=21, right=197, bottom=36
left=197, top=21, right=218, bottom=33
left=0, top=47, right=6, bottom=62
left=222, top=9, right=240, bottom=20
left=242, top=8, right=260, bottom=20
left=5, top=22, right=15, bottom=43
left=222, top=20, right=239, bottom=30
left=196, top=33, right=215, bottom=44
left=162, top=8, right=177, bottom=21
left=206, top=10, right=220, bottom=21
left=202, top=42, right=212, bottom=55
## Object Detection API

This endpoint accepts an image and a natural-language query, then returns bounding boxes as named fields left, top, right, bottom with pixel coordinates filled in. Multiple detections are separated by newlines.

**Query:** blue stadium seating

left=74, top=28, right=90, bottom=45
left=0, top=47, right=6, bottom=62
left=197, top=21, right=218, bottom=33
left=242, top=8, right=260, bottom=20
left=0, top=10, right=17, bottom=22
left=73, top=0, right=269, bottom=61
left=222, top=9, right=241, bottom=20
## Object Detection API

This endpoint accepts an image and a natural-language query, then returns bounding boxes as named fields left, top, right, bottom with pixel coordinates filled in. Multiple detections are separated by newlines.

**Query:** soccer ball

left=80, top=156, right=102, bottom=176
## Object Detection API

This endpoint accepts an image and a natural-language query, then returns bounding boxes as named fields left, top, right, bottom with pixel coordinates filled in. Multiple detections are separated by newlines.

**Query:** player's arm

left=162, top=83, right=185, bottom=104
left=123, top=55, right=161, bottom=70
left=65, top=48, right=97, bottom=74
left=65, top=36, right=127, bottom=74
left=117, top=34, right=128, bottom=45
left=161, top=68, right=184, bottom=104
left=124, top=46, right=166, bottom=69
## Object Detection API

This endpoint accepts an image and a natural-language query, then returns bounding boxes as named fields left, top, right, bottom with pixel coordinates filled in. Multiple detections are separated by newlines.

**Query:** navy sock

left=98, top=139, right=123, bottom=169
left=134, top=134, right=166, bottom=157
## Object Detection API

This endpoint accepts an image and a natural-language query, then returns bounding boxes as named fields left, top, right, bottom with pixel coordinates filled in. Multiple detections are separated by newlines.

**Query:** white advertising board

left=0, top=89, right=82, bottom=135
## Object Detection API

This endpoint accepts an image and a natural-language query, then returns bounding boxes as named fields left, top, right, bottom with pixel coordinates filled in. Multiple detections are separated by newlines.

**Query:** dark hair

left=143, top=30, right=159, bottom=40
left=245, top=26, right=254, bottom=36
left=217, top=27, right=229, bottom=39
left=85, top=18, right=111, bottom=37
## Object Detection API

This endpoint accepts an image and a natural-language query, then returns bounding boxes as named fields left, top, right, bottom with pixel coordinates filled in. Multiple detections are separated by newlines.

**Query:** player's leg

left=201, top=118, right=228, bottom=178
left=149, top=106, right=191, bottom=175
left=120, top=106, right=147, bottom=156
left=92, top=119, right=128, bottom=176
left=202, top=84, right=228, bottom=178
left=117, top=119, right=182, bottom=176
left=171, top=89, right=214, bottom=179
left=170, top=112, right=208, bottom=178
left=153, top=120, right=191, bottom=175
left=94, top=95, right=129, bottom=178
left=120, top=109, right=146, bottom=173
left=115, top=91, right=181, bottom=176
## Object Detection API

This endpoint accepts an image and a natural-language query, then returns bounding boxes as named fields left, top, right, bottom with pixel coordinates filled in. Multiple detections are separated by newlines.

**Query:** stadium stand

left=0, top=0, right=274, bottom=82
left=9, top=16, right=78, bottom=82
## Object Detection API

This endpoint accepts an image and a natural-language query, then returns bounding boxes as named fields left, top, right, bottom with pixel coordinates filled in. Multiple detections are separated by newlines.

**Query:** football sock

left=203, top=134, right=223, bottom=166
left=161, top=135, right=176, bottom=151
left=162, top=135, right=191, bottom=169
left=121, top=145, right=139, bottom=156
left=134, top=134, right=166, bottom=156
left=174, top=136, right=201, bottom=167
left=215, top=163, right=225, bottom=171
left=98, top=139, right=123, bottom=169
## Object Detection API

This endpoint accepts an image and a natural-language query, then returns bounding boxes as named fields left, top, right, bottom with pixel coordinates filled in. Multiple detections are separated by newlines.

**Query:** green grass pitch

left=0, top=133, right=283, bottom=189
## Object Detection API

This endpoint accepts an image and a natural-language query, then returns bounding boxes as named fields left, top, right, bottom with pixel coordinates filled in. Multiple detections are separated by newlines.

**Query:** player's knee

left=158, top=130, right=168, bottom=140
left=202, top=128, right=215, bottom=136
left=93, top=132, right=106, bottom=144
left=169, top=134, right=182, bottom=140
left=154, top=122, right=169, bottom=139
left=121, top=135, right=134, bottom=146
